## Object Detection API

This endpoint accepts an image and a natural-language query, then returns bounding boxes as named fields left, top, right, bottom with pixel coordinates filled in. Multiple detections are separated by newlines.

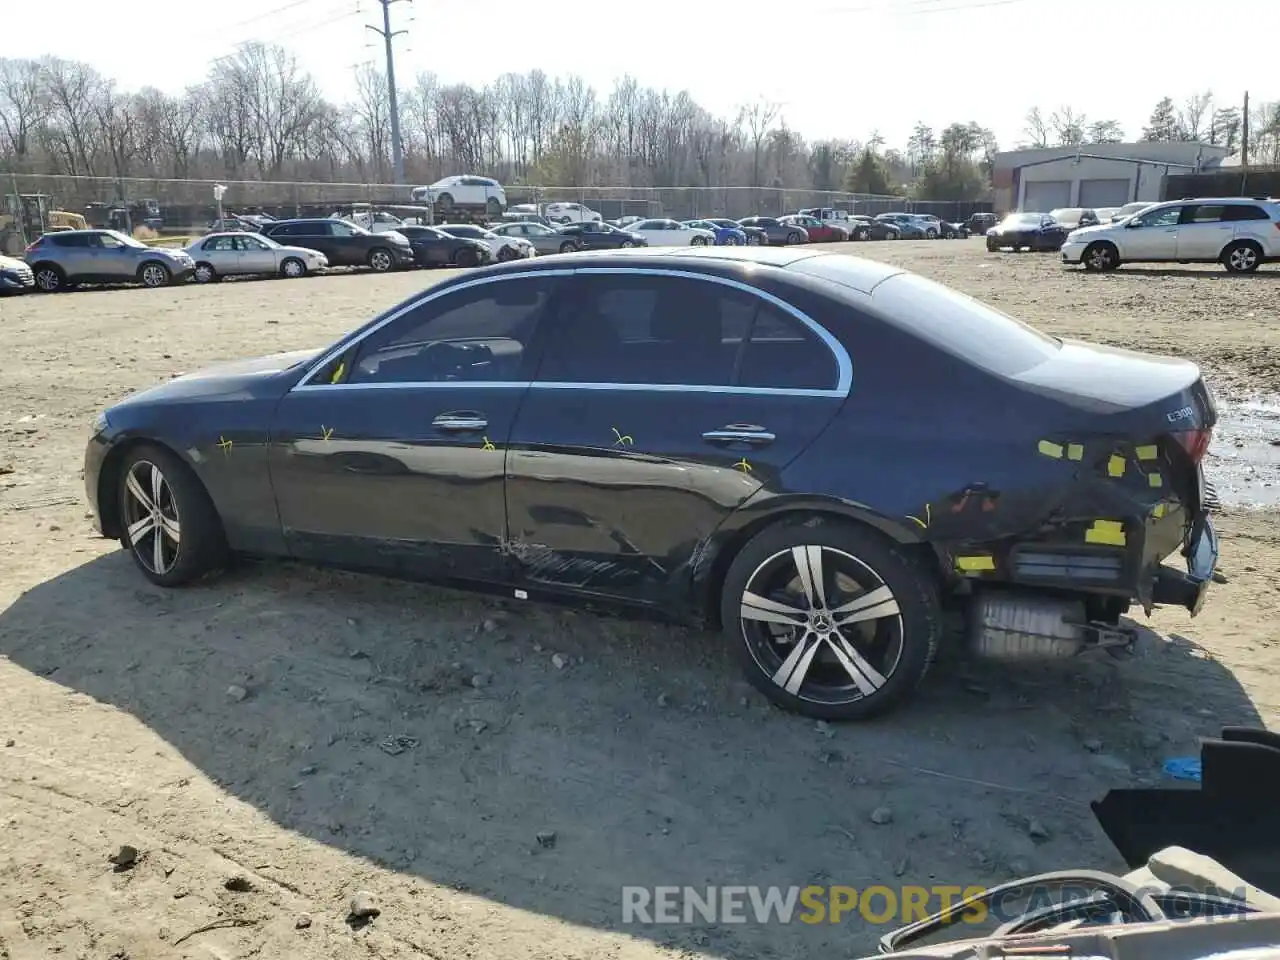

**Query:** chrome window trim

left=291, top=265, right=852, bottom=398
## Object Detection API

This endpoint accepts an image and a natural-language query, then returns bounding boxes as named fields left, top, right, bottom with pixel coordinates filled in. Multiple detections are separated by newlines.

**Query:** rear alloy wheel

left=691, top=236, right=708, bottom=246
left=926, top=228, right=939, bottom=239
left=117, top=444, right=226, bottom=587
left=456, top=248, right=479, bottom=267
left=139, top=262, right=171, bottom=288
left=280, top=257, right=306, bottom=278
left=857, top=228, right=871, bottom=241
left=1222, top=241, right=1262, bottom=274
left=559, top=241, right=578, bottom=254
left=786, top=232, right=804, bottom=245
left=721, top=518, right=941, bottom=720
left=193, top=262, right=217, bottom=284
left=367, top=248, right=394, bottom=272
left=619, top=239, right=634, bottom=248
left=497, top=246, right=518, bottom=262
left=1082, top=241, right=1119, bottom=272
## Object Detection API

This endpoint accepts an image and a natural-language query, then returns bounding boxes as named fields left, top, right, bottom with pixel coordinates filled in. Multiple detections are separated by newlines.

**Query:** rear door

left=1175, top=203, right=1232, bottom=260
left=504, top=268, right=850, bottom=607
left=1223, top=203, right=1279, bottom=255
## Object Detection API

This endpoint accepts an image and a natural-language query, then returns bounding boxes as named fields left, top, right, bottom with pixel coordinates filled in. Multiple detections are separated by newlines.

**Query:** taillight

left=1171, top=428, right=1212, bottom=464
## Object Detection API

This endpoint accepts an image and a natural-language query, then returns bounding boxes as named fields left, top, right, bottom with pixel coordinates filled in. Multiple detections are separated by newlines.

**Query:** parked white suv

left=409, top=175, right=507, bottom=215
left=1060, top=197, right=1280, bottom=274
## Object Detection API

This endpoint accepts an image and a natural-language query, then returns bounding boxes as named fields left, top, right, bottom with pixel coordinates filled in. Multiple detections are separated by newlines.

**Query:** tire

left=193, top=262, right=217, bottom=284
left=456, top=247, right=479, bottom=267
left=138, top=261, right=171, bottom=288
left=944, top=229, right=955, bottom=239
left=367, top=247, right=394, bottom=272
left=558, top=241, right=578, bottom=254
left=496, top=245, right=518, bottom=262
left=116, top=443, right=227, bottom=587
left=691, top=236, right=708, bottom=246
left=280, top=257, right=306, bottom=278
left=486, top=198, right=502, bottom=215
left=886, top=231, right=899, bottom=241
left=786, top=231, right=804, bottom=245
left=857, top=228, right=871, bottom=241
left=1222, top=240, right=1262, bottom=274
left=1082, top=241, right=1119, bottom=272
left=986, top=240, right=999, bottom=253
left=926, top=228, right=938, bottom=240
left=720, top=516, right=942, bottom=721
left=619, top=239, right=633, bottom=248
left=437, top=193, right=454, bottom=212
left=32, top=263, right=65, bottom=292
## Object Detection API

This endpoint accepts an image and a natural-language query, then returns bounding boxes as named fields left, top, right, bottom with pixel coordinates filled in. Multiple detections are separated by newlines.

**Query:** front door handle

left=702, top=424, right=776, bottom=447
left=433, top=411, right=488, bottom=432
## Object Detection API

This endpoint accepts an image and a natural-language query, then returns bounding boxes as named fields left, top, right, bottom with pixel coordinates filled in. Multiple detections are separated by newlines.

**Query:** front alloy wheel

left=117, top=444, right=227, bottom=586
left=140, top=263, right=170, bottom=288
left=122, top=459, right=182, bottom=577
left=722, top=520, right=940, bottom=720
left=368, top=248, right=393, bottom=272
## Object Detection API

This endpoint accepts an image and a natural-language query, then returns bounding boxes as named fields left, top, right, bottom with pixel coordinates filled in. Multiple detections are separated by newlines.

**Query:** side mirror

left=1125, top=220, right=1141, bottom=228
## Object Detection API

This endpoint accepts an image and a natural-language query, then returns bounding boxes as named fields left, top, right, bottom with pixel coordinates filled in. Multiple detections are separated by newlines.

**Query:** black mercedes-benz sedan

left=84, top=246, right=1220, bottom=720
left=985, top=212, right=1072, bottom=252
left=396, top=224, right=492, bottom=268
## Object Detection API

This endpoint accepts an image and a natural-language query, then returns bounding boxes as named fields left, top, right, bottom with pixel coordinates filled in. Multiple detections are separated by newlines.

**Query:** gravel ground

left=2, top=240, right=1279, bottom=960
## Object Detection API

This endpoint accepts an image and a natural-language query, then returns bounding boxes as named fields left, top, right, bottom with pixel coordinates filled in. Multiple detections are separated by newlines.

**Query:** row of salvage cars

left=83, top=244, right=1221, bottom=721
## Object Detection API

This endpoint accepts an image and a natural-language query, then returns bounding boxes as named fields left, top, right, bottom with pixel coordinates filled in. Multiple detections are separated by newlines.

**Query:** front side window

left=238, top=236, right=270, bottom=251
left=96, top=232, right=127, bottom=250
left=1133, top=205, right=1181, bottom=228
left=205, top=236, right=237, bottom=251
left=536, top=274, right=838, bottom=391
left=342, top=277, right=557, bottom=385
left=330, top=221, right=359, bottom=237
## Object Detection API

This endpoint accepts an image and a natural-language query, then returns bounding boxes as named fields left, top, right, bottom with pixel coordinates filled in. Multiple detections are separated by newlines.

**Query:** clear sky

left=3, top=0, right=1276, bottom=151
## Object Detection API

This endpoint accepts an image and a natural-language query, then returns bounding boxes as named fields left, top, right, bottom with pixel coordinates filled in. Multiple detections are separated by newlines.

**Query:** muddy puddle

left=1208, top=396, right=1280, bottom=508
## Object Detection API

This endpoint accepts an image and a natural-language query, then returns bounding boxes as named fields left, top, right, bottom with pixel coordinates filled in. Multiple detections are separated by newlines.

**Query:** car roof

left=462, top=246, right=903, bottom=290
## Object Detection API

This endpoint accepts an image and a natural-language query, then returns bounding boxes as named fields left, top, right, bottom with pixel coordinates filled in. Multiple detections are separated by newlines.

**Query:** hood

left=0, top=254, right=28, bottom=271
left=993, top=221, right=1038, bottom=233
left=113, top=348, right=322, bottom=407
left=1067, top=223, right=1111, bottom=238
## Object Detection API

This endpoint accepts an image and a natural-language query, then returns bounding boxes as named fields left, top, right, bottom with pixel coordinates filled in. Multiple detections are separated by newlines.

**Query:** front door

left=1123, top=203, right=1182, bottom=259
left=237, top=234, right=278, bottom=273
left=504, top=269, right=849, bottom=608
left=92, top=231, right=137, bottom=278
left=1176, top=203, right=1232, bottom=260
left=268, top=273, right=563, bottom=582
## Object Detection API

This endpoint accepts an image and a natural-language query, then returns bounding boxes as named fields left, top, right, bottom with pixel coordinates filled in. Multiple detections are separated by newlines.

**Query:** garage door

left=1078, top=178, right=1131, bottom=208
left=1022, top=180, right=1072, bottom=212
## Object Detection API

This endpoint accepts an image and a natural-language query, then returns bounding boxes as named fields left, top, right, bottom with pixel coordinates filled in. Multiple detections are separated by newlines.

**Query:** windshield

left=106, top=230, right=147, bottom=248
left=1050, top=208, right=1082, bottom=223
left=1004, top=213, right=1043, bottom=226
left=1118, top=202, right=1154, bottom=217
left=256, top=233, right=281, bottom=248
left=873, top=273, right=1061, bottom=376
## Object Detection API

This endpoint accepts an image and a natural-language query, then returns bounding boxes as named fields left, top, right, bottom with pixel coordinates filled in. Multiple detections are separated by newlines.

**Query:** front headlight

left=92, top=410, right=110, bottom=435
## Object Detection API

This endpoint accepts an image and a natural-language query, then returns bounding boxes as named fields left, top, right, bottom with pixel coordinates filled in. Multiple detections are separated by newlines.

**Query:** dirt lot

left=2, top=242, right=1279, bottom=960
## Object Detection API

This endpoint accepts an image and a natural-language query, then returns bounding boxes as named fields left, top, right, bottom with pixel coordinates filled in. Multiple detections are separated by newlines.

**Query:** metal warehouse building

left=992, top=142, right=1230, bottom=213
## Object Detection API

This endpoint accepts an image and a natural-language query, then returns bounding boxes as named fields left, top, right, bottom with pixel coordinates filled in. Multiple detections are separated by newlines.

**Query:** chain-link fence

left=3, top=172, right=992, bottom=233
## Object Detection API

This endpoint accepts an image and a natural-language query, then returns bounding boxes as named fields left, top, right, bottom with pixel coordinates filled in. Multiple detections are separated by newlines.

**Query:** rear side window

left=1182, top=204, right=1227, bottom=223
left=537, top=275, right=838, bottom=390
left=1223, top=205, right=1271, bottom=222
left=868, top=273, right=1061, bottom=377
left=50, top=233, right=90, bottom=248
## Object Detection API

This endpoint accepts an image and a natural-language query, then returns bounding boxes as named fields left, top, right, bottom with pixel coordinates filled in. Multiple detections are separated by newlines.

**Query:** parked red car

left=779, top=214, right=848, bottom=243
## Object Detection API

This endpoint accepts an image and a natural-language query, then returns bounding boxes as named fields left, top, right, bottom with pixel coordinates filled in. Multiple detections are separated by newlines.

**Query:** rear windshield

left=871, top=273, right=1061, bottom=376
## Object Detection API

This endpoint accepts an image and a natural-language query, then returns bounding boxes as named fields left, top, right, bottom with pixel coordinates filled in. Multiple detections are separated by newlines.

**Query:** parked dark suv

left=258, top=218, right=414, bottom=272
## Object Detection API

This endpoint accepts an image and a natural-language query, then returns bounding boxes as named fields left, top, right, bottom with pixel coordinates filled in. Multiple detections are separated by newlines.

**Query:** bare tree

left=1022, top=107, right=1050, bottom=148
left=738, top=98, right=779, bottom=188
left=1050, top=105, right=1087, bottom=145
left=1085, top=119, right=1124, bottom=144
left=1179, top=91, right=1213, bottom=141
left=0, top=58, right=48, bottom=166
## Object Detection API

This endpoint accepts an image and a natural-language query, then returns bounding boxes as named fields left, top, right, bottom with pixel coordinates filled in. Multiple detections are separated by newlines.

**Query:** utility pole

left=1241, top=91, right=1250, bottom=167
left=367, top=0, right=410, bottom=185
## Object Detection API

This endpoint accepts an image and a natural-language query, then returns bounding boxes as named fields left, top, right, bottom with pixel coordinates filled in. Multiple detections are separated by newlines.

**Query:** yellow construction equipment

left=0, top=194, right=87, bottom=255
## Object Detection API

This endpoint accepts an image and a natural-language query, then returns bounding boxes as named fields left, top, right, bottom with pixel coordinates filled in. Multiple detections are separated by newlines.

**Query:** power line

left=224, top=0, right=314, bottom=30
left=366, top=0, right=411, bottom=185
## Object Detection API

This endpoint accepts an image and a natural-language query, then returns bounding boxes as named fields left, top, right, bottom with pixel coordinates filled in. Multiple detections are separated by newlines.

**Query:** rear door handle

left=432, top=412, right=488, bottom=432
left=702, top=424, right=776, bottom=447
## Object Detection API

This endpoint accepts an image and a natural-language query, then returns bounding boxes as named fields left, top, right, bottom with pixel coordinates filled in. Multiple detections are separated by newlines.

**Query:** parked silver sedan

left=184, top=231, right=328, bottom=283
left=488, top=220, right=566, bottom=255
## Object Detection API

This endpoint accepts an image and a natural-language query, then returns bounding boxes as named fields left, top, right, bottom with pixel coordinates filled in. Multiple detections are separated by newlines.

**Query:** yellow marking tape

left=1038, top=440, right=1063, bottom=458
left=955, top=555, right=995, bottom=573
left=1153, top=503, right=1167, bottom=518
left=330, top=361, right=346, bottom=384
left=1107, top=455, right=1126, bottom=478
left=321, top=425, right=334, bottom=441
left=1136, top=445, right=1158, bottom=461
left=1067, top=443, right=1083, bottom=461
left=1085, top=519, right=1126, bottom=547
left=906, top=503, right=932, bottom=530
left=217, top=436, right=233, bottom=456
left=611, top=427, right=634, bottom=447
left=1148, top=472, right=1162, bottom=488
left=481, top=437, right=497, bottom=451
left=734, top=458, right=753, bottom=473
